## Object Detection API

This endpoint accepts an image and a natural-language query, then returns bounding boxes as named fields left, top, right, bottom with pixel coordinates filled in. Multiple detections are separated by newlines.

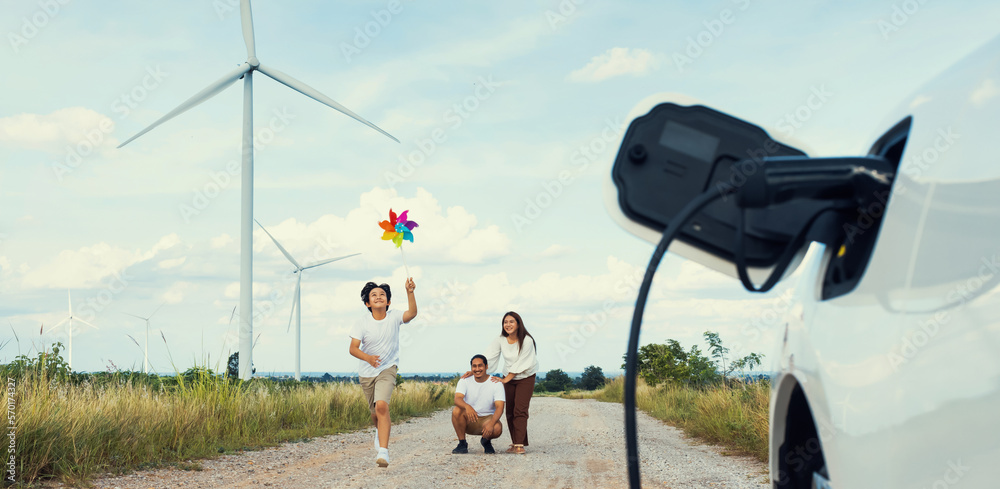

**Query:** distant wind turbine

left=116, top=0, right=398, bottom=380
left=123, top=303, right=165, bottom=374
left=48, top=290, right=98, bottom=371
left=256, top=219, right=359, bottom=381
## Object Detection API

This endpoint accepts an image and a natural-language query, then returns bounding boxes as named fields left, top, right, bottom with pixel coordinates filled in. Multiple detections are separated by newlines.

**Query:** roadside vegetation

left=2, top=344, right=453, bottom=486
left=558, top=331, right=770, bottom=461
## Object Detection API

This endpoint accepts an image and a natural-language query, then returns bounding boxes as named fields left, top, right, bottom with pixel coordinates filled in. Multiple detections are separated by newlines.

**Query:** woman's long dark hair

left=501, top=311, right=536, bottom=354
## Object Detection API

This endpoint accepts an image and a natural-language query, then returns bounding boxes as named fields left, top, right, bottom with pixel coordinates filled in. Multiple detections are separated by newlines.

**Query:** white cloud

left=567, top=48, right=663, bottom=83
left=0, top=107, right=118, bottom=154
left=662, top=260, right=736, bottom=292
left=461, top=256, right=644, bottom=315
left=20, top=234, right=181, bottom=289
left=252, top=187, right=511, bottom=269
left=970, top=78, right=998, bottom=107
left=224, top=281, right=276, bottom=300
left=157, top=256, right=187, bottom=269
left=210, top=234, right=233, bottom=249
left=162, top=281, right=196, bottom=304
left=539, top=244, right=573, bottom=258
left=448, top=225, right=511, bottom=264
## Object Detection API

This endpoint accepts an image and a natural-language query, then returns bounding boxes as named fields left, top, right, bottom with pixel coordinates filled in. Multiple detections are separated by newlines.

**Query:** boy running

left=349, top=278, right=417, bottom=467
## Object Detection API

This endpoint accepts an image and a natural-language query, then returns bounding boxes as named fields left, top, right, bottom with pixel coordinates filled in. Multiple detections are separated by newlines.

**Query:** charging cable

left=624, top=156, right=893, bottom=488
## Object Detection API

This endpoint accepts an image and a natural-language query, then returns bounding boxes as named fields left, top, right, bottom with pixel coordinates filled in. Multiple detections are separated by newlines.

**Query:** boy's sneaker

left=376, top=447, right=389, bottom=467
left=452, top=440, right=468, bottom=454
left=481, top=438, right=495, bottom=454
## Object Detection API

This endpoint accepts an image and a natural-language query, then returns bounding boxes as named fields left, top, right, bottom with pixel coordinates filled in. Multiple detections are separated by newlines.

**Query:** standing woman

left=484, top=311, right=538, bottom=454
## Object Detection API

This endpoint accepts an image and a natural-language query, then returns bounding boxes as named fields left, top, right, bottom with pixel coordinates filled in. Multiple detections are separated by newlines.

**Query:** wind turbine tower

left=49, top=290, right=98, bottom=371
left=117, top=0, right=397, bottom=379
left=123, top=304, right=164, bottom=374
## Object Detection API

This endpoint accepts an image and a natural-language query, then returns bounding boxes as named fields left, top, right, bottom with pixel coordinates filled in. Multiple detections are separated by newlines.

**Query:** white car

left=606, top=35, right=998, bottom=489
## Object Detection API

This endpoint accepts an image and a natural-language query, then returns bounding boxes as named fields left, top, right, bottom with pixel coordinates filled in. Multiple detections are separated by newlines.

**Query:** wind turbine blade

left=76, top=318, right=98, bottom=330
left=240, top=0, right=256, bottom=58
left=302, top=252, right=361, bottom=270
left=256, top=64, right=399, bottom=143
left=123, top=312, right=147, bottom=321
left=149, top=302, right=165, bottom=320
left=254, top=219, right=301, bottom=269
left=51, top=317, right=69, bottom=330
left=287, top=274, right=301, bottom=334
left=117, top=63, right=252, bottom=148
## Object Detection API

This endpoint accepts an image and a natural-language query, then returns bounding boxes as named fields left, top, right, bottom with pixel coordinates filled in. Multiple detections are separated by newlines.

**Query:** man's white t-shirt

left=350, top=309, right=404, bottom=378
left=455, top=376, right=506, bottom=416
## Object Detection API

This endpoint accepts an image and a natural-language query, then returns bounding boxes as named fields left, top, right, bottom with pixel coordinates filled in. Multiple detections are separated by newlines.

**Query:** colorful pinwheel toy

left=379, top=209, right=419, bottom=248
left=379, top=209, right=418, bottom=276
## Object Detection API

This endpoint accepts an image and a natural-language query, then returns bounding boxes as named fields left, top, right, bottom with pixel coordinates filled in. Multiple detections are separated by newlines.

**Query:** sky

left=1, top=0, right=999, bottom=376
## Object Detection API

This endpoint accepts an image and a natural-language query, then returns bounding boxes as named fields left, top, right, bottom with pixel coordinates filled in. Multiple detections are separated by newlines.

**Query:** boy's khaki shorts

left=360, top=365, right=398, bottom=415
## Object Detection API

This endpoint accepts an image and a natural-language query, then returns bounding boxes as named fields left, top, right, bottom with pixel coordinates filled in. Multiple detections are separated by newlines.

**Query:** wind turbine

left=256, top=219, right=359, bottom=381
left=48, top=290, right=98, bottom=371
left=123, top=303, right=164, bottom=374
left=116, top=0, right=398, bottom=380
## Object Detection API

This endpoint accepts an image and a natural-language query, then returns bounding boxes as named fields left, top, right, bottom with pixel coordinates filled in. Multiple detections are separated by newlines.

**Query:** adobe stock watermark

left=553, top=267, right=644, bottom=361
left=76, top=268, right=133, bottom=323
left=727, top=288, right=796, bottom=357
left=774, top=85, right=833, bottom=138
left=211, top=0, right=241, bottom=21
left=843, top=125, right=959, bottom=244
left=510, top=117, right=622, bottom=233
left=252, top=230, right=368, bottom=327
left=886, top=253, right=999, bottom=370
left=926, top=460, right=971, bottom=489
left=52, top=65, right=170, bottom=181
left=877, top=0, right=931, bottom=40
left=340, top=0, right=410, bottom=62
left=545, top=0, right=586, bottom=30
left=5, top=377, right=14, bottom=485
left=382, top=75, right=501, bottom=188
left=672, top=0, right=752, bottom=72
left=7, top=0, right=73, bottom=54
left=249, top=243, right=329, bottom=326
left=712, top=85, right=834, bottom=199
left=178, top=107, right=295, bottom=222
left=899, top=126, right=960, bottom=183
left=399, top=279, right=469, bottom=349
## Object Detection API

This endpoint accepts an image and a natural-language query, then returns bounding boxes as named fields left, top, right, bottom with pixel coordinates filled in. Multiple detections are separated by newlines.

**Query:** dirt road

left=89, top=397, right=769, bottom=488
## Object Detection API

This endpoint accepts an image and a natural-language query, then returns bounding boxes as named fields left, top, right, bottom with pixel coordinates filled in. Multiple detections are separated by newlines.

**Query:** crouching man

left=452, top=354, right=505, bottom=454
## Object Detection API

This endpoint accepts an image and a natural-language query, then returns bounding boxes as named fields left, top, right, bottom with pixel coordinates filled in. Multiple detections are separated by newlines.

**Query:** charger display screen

left=658, top=120, right=720, bottom=163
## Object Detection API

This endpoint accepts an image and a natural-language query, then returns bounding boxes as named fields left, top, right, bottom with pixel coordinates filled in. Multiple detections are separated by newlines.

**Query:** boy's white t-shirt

left=350, top=309, right=404, bottom=378
left=455, top=376, right=506, bottom=416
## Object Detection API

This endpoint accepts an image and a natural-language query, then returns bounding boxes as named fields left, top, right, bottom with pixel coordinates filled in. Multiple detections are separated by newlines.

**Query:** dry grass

left=564, top=377, right=769, bottom=461
left=10, top=371, right=452, bottom=485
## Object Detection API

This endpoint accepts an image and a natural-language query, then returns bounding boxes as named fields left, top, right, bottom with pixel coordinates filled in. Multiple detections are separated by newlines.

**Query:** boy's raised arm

left=402, top=277, right=417, bottom=323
